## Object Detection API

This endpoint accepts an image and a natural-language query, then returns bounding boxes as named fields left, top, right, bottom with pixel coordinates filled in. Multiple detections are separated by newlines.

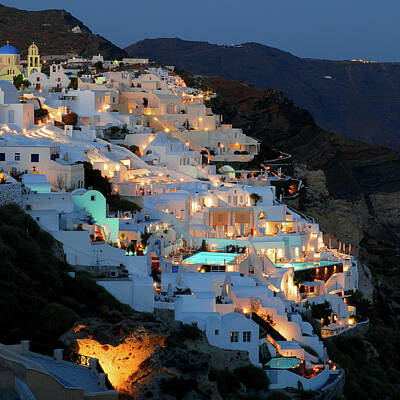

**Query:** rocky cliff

left=61, top=317, right=251, bottom=399
left=0, top=4, right=127, bottom=59
left=126, top=38, right=400, bottom=151
left=196, top=75, right=400, bottom=399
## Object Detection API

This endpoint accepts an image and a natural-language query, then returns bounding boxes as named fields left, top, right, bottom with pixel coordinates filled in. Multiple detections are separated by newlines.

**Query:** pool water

left=265, top=357, right=301, bottom=369
left=276, top=260, right=338, bottom=271
left=183, top=252, right=238, bottom=265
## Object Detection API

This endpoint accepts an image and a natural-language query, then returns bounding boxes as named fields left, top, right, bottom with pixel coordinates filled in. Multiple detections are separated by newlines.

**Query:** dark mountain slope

left=0, top=4, right=127, bottom=58
left=126, top=38, right=400, bottom=151
left=198, top=76, right=400, bottom=399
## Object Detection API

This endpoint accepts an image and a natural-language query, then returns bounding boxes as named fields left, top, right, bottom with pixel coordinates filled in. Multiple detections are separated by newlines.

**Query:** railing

left=63, top=350, right=92, bottom=367
left=65, top=351, right=115, bottom=390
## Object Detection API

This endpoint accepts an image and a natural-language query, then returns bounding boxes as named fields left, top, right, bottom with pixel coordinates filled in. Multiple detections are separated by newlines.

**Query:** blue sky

left=3, top=0, right=400, bottom=61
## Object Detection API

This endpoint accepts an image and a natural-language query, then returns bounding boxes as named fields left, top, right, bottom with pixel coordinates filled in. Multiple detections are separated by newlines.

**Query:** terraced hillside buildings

left=0, top=41, right=359, bottom=397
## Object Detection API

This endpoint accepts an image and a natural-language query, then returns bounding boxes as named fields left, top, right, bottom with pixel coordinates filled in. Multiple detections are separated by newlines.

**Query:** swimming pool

left=183, top=252, right=238, bottom=266
left=265, top=357, right=301, bottom=369
left=276, top=260, right=339, bottom=271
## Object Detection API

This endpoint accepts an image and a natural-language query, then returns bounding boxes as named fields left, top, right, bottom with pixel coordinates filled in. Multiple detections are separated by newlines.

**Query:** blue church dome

left=0, top=43, right=20, bottom=55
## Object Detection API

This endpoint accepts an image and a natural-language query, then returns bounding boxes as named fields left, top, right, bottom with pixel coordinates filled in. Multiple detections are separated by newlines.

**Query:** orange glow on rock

left=73, top=324, right=86, bottom=333
left=76, top=329, right=165, bottom=393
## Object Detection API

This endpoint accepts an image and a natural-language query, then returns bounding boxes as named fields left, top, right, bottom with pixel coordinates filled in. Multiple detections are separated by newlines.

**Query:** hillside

left=0, top=204, right=269, bottom=399
left=0, top=4, right=127, bottom=58
left=126, top=38, right=400, bottom=152
left=196, top=75, right=400, bottom=399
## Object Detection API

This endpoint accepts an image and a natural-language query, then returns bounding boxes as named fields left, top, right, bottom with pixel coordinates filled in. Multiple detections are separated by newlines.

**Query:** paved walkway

left=23, top=355, right=105, bottom=393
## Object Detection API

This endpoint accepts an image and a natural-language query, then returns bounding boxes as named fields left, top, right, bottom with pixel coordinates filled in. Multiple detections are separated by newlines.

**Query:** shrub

left=160, top=377, right=197, bottom=400
left=178, top=324, right=202, bottom=341
left=209, top=368, right=241, bottom=397
left=39, top=303, right=79, bottom=336
left=234, top=364, right=270, bottom=391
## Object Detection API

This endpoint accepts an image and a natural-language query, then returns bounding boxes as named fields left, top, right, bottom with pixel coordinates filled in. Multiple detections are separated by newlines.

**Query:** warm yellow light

left=164, top=128, right=170, bottom=133
left=243, top=308, right=249, bottom=314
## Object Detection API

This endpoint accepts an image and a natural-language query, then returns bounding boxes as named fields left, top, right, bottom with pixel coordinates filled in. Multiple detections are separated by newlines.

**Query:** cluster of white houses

left=0, top=41, right=357, bottom=395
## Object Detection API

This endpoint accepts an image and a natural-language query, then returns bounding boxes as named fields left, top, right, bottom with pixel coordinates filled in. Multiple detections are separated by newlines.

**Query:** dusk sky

left=3, top=0, right=400, bottom=61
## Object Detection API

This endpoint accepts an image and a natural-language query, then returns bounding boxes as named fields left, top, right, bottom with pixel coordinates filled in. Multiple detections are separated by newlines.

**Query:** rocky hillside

left=126, top=38, right=400, bottom=151
left=61, top=318, right=254, bottom=399
left=194, top=75, right=400, bottom=399
left=0, top=4, right=127, bottom=58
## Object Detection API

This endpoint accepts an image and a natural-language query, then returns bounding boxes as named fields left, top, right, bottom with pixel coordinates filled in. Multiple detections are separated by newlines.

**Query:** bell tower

left=27, top=42, right=41, bottom=77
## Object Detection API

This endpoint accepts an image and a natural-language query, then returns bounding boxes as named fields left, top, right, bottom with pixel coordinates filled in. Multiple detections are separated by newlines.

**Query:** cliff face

left=61, top=318, right=251, bottom=399
left=0, top=4, right=127, bottom=59
left=126, top=38, right=400, bottom=151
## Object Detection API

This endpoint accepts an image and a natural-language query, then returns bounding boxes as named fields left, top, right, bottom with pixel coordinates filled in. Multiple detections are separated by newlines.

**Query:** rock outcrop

left=61, top=316, right=251, bottom=399
left=0, top=4, right=127, bottom=59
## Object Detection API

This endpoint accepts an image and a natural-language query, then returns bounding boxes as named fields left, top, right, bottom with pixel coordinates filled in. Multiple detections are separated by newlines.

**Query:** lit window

left=230, top=331, right=239, bottom=343
left=243, top=331, right=251, bottom=342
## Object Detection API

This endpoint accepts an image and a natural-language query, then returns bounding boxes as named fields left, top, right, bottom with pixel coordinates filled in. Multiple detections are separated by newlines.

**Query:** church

left=0, top=41, right=41, bottom=83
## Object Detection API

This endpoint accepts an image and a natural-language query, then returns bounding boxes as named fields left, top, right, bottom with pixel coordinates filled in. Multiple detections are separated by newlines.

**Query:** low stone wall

left=0, top=183, right=22, bottom=207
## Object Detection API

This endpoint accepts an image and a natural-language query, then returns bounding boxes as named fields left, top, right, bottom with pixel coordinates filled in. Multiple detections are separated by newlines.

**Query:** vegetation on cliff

left=0, top=4, right=127, bottom=59
left=0, top=204, right=129, bottom=347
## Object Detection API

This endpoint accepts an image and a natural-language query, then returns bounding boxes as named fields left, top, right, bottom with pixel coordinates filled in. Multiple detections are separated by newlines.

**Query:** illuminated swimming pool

left=265, top=357, right=301, bottom=369
left=183, top=252, right=238, bottom=265
left=275, top=260, right=339, bottom=271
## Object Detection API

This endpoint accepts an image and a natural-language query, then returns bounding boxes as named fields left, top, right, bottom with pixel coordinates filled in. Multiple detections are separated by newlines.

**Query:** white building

left=0, top=81, right=34, bottom=132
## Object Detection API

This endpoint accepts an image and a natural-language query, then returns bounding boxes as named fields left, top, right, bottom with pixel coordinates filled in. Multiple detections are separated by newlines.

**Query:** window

left=91, top=195, right=95, bottom=201
left=14, top=153, right=20, bottom=161
left=31, top=154, right=39, bottom=162
left=243, top=331, right=251, bottom=342
left=240, top=196, right=244, bottom=204
left=36, top=217, right=40, bottom=221
left=218, top=215, right=222, bottom=222
left=8, top=110, right=14, bottom=123
left=228, top=196, right=231, bottom=203
left=25, top=205, right=32, bottom=211
left=230, top=331, right=239, bottom=343
left=214, top=329, right=219, bottom=335
left=0, top=153, right=5, bottom=161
